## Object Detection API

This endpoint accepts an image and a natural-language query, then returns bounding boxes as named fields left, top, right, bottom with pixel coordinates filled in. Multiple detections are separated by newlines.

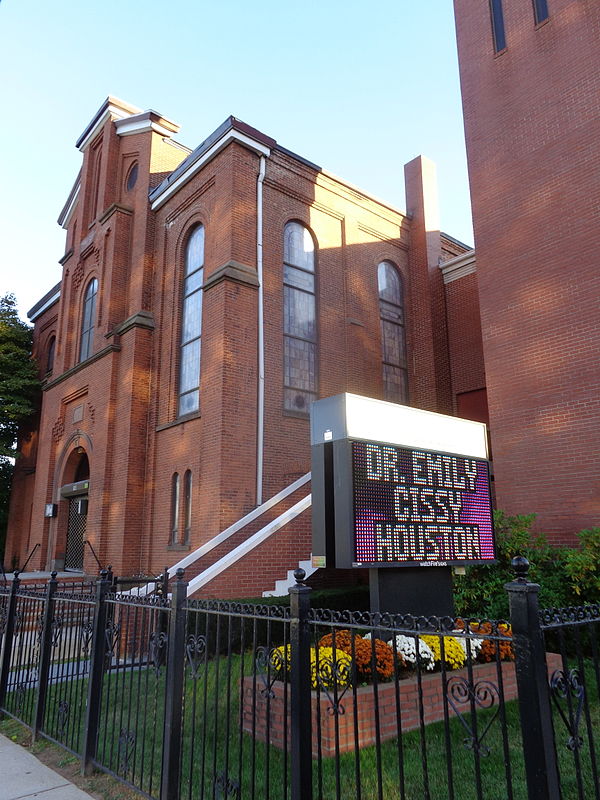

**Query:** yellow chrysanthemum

left=269, top=644, right=352, bottom=688
left=419, top=635, right=466, bottom=670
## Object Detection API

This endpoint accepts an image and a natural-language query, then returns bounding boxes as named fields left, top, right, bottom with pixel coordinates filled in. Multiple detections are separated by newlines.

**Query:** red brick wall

left=445, top=271, right=486, bottom=405
left=454, top=0, right=600, bottom=543
left=7, top=106, right=478, bottom=595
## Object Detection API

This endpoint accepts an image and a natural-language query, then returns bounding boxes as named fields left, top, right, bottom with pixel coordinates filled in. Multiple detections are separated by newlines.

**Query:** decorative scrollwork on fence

left=14, top=682, right=26, bottom=715
left=57, top=699, right=70, bottom=737
left=36, top=614, right=44, bottom=643
left=185, top=634, right=207, bottom=680
left=315, top=653, right=352, bottom=717
left=149, top=630, right=168, bottom=676
left=13, top=611, right=23, bottom=635
left=118, top=728, right=136, bottom=775
left=105, top=621, right=121, bottom=656
left=80, top=618, right=94, bottom=660
left=446, top=677, right=500, bottom=756
left=0, top=604, right=6, bottom=637
left=255, top=645, right=285, bottom=699
left=50, top=616, right=63, bottom=647
left=550, top=669, right=585, bottom=751
left=540, top=605, right=600, bottom=628
left=214, top=771, right=241, bottom=798
left=188, top=597, right=290, bottom=620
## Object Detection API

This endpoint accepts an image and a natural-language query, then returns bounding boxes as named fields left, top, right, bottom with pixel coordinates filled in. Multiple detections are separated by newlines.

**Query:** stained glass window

left=378, top=261, right=408, bottom=404
left=79, top=278, right=98, bottom=363
left=178, top=226, right=204, bottom=416
left=283, top=222, right=317, bottom=414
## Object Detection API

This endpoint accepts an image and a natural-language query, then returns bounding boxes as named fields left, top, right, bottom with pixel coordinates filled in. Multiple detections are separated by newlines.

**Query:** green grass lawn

left=3, top=655, right=599, bottom=800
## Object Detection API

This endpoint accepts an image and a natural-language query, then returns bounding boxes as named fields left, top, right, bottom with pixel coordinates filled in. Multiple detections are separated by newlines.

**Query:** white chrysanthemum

left=394, top=634, right=435, bottom=671
left=451, top=630, right=484, bottom=658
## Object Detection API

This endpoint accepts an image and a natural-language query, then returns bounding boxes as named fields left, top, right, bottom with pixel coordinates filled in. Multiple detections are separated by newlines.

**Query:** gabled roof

left=28, top=282, right=61, bottom=321
left=57, top=170, right=81, bottom=228
left=148, top=116, right=277, bottom=210
left=75, top=96, right=142, bottom=151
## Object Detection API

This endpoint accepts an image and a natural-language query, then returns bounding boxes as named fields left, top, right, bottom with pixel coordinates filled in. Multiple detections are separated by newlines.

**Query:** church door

left=65, top=496, right=87, bottom=571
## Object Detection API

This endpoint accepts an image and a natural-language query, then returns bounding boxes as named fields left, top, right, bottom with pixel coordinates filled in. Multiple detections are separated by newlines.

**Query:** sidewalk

left=0, top=733, right=94, bottom=799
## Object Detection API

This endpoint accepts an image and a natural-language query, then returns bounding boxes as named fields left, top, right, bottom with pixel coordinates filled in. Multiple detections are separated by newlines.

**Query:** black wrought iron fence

left=540, top=604, right=600, bottom=800
left=92, top=590, right=172, bottom=798
left=0, top=560, right=598, bottom=800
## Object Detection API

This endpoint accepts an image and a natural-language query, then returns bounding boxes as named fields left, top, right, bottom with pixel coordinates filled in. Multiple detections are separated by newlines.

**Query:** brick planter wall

left=242, top=652, right=563, bottom=756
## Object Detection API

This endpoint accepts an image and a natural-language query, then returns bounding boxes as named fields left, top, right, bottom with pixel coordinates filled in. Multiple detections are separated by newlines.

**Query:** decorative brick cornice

left=357, top=222, right=409, bottom=250
left=439, top=250, right=476, bottom=284
left=111, top=310, right=155, bottom=336
left=59, top=248, right=74, bottom=266
left=98, top=203, right=133, bottom=225
left=203, top=260, right=259, bottom=292
left=43, top=344, right=121, bottom=391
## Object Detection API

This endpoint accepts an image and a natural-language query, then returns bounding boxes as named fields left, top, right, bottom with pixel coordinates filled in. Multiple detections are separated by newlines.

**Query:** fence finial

left=293, top=567, right=306, bottom=585
left=176, top=568, right=185, bottom=580
left=511, top=555, right=530, bottom=582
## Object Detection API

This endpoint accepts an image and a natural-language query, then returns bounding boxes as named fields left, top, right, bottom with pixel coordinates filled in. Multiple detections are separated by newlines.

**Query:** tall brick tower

left=453, top=0, right=600, bottom=542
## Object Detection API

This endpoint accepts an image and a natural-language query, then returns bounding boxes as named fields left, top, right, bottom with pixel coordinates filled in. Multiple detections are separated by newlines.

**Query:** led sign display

left=352, top=440, right=494, bottom=567
left=310, top=393, right=496, bottom=572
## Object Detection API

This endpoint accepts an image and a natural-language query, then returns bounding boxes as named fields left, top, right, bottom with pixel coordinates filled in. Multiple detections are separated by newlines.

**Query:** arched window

left=79, top=278, right=98, bottom=363
left=170, top=473, right=180, bottom=545
left=46, top=336, right=56, bottom=374
left=126, top=162, right=138, bottom=192
left=378, top=261, right=408, bottom=404
left=283, top=221, right=317, bottom=414
left=178, top=226, right=204, bottom=416
left=183, top=470, right=192, bottom=545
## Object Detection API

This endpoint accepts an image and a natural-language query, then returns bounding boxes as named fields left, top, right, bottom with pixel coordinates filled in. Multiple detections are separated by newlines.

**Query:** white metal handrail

left=186, top=494, right=311, bottom=596
left=129, top=472, right=311, bottom=596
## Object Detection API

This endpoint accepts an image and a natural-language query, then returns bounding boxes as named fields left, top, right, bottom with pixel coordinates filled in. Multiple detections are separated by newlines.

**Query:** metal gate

left=65, top=497, right=86, bottom=570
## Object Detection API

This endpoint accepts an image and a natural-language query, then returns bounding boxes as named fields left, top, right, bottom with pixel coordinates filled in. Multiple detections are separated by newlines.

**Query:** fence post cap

left=176, top=568, right=185, bottom=580
left=293, top=568, right=306, bottom=585
left=511, top=556, right=530, bottom=582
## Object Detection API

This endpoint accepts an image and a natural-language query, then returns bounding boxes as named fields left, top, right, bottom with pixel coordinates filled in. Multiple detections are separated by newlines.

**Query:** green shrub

left=565, top=528, right=600, bottom=603
left=453, top=510, right=574, bottom=619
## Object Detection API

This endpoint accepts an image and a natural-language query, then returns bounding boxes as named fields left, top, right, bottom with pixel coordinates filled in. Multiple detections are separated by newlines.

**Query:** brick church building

left=453, top=0, right=600, bottom=543
left=7, top=97, right=486, bottom=593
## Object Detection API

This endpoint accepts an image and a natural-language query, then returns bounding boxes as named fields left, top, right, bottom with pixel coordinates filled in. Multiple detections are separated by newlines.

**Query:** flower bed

left=242, top=653, right=562, bottom=757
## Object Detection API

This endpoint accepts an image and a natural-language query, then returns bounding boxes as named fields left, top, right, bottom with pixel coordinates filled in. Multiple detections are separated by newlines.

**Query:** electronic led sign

left=351, top=441, right=495, bottom=567
left=311, top=393, right=495, bottom=572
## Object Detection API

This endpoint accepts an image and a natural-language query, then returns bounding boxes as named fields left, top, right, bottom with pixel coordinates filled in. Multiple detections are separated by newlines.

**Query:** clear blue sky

left=0, top=0, right=472, bottom=322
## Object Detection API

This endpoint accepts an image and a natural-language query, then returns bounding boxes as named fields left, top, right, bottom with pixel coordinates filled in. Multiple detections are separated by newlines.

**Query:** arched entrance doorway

left=60, top=452, right=89, bottom=571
